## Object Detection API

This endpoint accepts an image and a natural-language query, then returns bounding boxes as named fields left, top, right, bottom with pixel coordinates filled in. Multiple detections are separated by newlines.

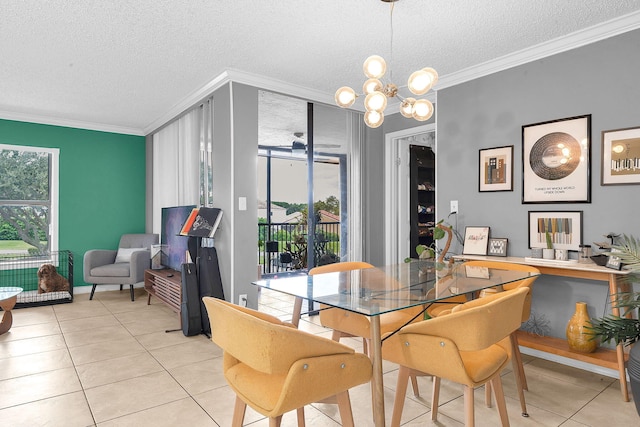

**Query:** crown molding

left=436, top=10, right=640, bottom=90
left=0, top=109, right=144, bottom=136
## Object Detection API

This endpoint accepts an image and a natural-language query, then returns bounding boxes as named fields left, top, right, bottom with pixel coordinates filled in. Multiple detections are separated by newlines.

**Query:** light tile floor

left=0, top=287, right=638, bottom=426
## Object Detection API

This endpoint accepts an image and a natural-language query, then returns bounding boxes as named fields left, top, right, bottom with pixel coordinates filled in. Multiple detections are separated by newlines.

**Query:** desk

left=0, top=287, right=23, bottom=335
left=253, top=261, right=537, bottom=426
left=453, top=255, right=632, bottom=401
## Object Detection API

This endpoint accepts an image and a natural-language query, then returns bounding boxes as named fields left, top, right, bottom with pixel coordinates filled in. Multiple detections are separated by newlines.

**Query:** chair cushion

left=91, top=263, right=131, bottom=277
left=115, top=247, right=146, bottom=263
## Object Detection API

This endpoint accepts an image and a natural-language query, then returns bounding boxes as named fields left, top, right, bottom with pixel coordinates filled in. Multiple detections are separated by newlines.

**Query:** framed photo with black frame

left=528, top=210, right=583, bottom=251
left=462, top=226, right=491, bottom=255
left=522, top=115, right=591, bottom=203
left=601, top=126, right=640, bottom=185
left=479, top=145, right=514, bottom=192
left=488, top=238, right=508, bottom=257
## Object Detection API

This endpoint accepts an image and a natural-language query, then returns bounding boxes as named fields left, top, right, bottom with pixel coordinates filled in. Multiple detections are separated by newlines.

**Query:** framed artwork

left=479, top=145, right=514, bottom=192
left=522, top=115, right=591, bottom=203
left=462, top=226, right=490, bottom=255
left=528, top=210, right=582, bottom=251
left=488, top=238, right=508, bottom=257
left=465, top=265, right=490, bottom=279
left=601, top=126, right=640, bottom=185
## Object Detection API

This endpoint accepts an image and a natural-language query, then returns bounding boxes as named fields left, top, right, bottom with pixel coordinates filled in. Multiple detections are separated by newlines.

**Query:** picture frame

left=462, top=226, right=491, bottom=255
left=606, top=248, right=623, bottom=270
left=465, top=265, right=490, bottom=279
left=522, top=115, right=591, bottom=203
left=601, top=126, right=640, bottom=185
left=528, top=210, right=583, bottom=252
left=479, top=145, right=514, bottom=192
left=487, top=238, right=508, bottom=257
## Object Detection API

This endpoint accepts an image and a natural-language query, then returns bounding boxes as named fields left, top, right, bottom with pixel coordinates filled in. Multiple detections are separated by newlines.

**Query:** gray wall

left=435, top=28, right=640, bottom=339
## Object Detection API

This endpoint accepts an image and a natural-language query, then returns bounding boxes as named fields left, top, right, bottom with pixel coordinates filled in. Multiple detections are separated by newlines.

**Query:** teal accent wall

left=0, top=119, right=146, bottom=287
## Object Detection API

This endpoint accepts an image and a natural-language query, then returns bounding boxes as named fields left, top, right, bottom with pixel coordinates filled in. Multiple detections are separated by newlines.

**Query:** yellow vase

left=566, top=302, right=599, bottom=353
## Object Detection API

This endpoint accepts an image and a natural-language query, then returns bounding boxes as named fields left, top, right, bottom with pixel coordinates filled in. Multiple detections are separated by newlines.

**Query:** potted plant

left=543, top=231, right=555, bottom=259
left=588, top=234, right=640, bottom=414
left=406, top=219, right=454, bottom=264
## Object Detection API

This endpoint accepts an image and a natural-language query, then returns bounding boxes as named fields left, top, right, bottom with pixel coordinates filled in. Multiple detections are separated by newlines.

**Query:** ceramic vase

left=566, top=302, right=598, bottom=353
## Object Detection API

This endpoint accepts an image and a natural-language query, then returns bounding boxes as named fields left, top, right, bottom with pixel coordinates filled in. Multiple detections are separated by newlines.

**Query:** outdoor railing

left=258, top=221, right=340, bottom=275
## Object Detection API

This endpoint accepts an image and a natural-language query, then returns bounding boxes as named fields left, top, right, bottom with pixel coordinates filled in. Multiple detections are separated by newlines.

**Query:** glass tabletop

left=253, top=261, right=538, bottom=316
left=0, top=287, right=23, bottom=300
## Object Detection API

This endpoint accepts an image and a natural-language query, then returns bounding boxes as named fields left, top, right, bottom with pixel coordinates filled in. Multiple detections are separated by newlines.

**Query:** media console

left=144, top=268, right=181, bottom=313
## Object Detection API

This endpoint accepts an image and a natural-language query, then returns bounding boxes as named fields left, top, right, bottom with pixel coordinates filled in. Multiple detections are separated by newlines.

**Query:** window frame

left=0, top=143, right=59, bottom=268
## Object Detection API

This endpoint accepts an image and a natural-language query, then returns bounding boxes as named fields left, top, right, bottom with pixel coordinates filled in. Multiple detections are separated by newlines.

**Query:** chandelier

left=334, top=0, right=438, bottom=128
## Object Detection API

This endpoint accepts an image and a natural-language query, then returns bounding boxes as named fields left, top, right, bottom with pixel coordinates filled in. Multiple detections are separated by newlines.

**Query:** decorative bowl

left=590, top=254, right=609, bottom=266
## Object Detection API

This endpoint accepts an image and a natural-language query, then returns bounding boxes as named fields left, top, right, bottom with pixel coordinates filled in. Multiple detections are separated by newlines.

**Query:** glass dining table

left=253, top=260, right=539, bottom=426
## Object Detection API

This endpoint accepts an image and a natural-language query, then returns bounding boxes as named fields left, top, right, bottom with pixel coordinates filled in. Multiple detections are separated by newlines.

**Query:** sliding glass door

left=257, top=91, right=359, bottom=276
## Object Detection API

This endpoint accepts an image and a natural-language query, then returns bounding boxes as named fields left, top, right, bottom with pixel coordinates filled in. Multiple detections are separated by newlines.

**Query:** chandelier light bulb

left=408, top=67, right=438, bottom=95
left=364, top=110, right=384, bottom=128
left=412, top=99, right=434, bottom=121
left=334, top=86, right=357, bottom=108
left=400, top=97, right=416, bottom=118
left=364, top=91, right=388, bottom=112
left=363, top=55, right=387, bottom=79
left=363, top=78, right=383, bottom=95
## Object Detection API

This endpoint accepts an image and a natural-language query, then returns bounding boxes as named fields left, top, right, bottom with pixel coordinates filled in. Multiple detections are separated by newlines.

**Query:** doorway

left=384, top=124, right=436, bottom=264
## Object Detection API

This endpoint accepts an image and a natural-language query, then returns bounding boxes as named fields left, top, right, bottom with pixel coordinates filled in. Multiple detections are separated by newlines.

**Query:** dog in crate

left=37, top=264, right=70, bottom=293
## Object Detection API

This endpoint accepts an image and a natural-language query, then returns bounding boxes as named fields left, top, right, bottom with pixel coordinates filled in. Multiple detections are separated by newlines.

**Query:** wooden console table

left=453, top=255, right=632, bottom=401
left=144, top=268, right=181, bottom=313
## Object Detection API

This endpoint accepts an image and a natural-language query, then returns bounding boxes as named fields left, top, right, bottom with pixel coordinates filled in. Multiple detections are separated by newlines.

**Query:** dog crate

left=0, top=250, right=73, bottom=307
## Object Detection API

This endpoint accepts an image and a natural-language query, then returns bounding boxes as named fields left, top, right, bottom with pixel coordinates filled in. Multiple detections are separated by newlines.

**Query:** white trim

left=229, top=81, right=236, bottom=304
left=520, top=346, right=621, bottom=380
left=436, top=10, right=640, bottom=90
left=0, top=109, right=144, bottom=136
left=384, top=124, right=435, bottom=265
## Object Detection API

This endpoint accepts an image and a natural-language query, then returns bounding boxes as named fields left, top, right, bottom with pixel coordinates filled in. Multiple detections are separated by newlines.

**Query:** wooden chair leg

left=464, top=385, right=475, bottom=427
left=511, top=332, right=528, bottom=390
left=510, top=335, right=529, bottom=416
left=362, top=337, right=369, bottom=356
left=336, top=391, right=355, bottom=427
left=331, top=330, right=343, bottom=342
left=491, top=377, right=511, bottom=427
left=269, top=415, right=283, bottom=427
left=431, top=376, right=441, bottom=422
left=485, top=382, right=492, bottom=407
left=410, top=373, right=420, bottom=397
left=296, top=407, right=305, bottom=427
left=391, top=366, right=410, bottom=427
left=231, top=396, right=246, bottom=427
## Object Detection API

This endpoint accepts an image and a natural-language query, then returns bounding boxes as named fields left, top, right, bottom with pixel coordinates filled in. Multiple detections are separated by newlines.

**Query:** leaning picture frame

left=601, top=126, right=640, bottom=185
left=487, top=238, right=508, bottom=257
left=528, top=210, right=582, bottom=251
left=479, top=145, right=514, bottom=192
left=462, top=226, right=491, bottom=255
left=522, top=115, right=591, bottom=203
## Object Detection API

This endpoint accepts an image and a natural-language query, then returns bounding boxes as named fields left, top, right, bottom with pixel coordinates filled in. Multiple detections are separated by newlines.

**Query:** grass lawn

left=0, top=240, right=36, bottom=251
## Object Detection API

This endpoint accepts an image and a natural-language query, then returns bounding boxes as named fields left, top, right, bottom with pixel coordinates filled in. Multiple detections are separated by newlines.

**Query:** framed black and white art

left=522, top=115, right=591, bottom=203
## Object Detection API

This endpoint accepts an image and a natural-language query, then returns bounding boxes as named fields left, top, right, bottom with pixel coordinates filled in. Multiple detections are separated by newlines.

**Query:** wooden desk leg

left=609, top=274, right=630, bottom=402
left=370, top=316, right=385, bottom=427
left=291, top=297, right=303, bottom=328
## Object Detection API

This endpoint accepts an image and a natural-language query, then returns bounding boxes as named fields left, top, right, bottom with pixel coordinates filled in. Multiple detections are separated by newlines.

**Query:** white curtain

left=151, top=108, right=201, bottom=234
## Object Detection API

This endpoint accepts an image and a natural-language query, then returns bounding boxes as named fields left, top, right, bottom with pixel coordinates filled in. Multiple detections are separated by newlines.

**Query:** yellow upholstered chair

left=309, top=261, right=425, bottom=357
left=383, top=287, right=530, bottom=427
left=202, top=297, right=372, bottom=427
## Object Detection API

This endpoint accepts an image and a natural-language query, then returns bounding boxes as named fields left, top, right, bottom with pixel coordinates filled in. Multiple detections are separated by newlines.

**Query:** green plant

left=405, top=219, right=453, bottom=263
left=588, top=235, right=640, bottom=346
left=545, top=231, right=553, bottom=249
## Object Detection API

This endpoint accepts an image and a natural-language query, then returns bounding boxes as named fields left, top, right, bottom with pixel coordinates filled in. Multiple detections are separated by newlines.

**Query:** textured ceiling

left=2, top=0, right=640, bottom=135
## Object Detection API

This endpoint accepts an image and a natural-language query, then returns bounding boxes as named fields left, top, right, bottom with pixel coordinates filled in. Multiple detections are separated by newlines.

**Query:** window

left=0, top=144, right=59, bottom=259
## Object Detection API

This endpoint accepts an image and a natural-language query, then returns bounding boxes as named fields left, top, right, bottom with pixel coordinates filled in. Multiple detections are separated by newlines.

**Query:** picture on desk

left=462, top=226, right=491, bottom=255
left=528, top=210, right=582, bottom=251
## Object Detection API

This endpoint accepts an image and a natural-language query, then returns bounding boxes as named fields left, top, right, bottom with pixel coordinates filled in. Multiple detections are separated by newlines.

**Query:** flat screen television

left=161, top=205, right=196, bottom=271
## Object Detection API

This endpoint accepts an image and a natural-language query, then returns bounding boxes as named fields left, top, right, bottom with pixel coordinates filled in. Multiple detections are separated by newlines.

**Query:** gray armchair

left=83, top=233, right=159, bottom=301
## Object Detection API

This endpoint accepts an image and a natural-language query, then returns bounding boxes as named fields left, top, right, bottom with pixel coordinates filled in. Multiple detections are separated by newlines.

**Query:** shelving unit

left=409, top=145, right=436, bottom=258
